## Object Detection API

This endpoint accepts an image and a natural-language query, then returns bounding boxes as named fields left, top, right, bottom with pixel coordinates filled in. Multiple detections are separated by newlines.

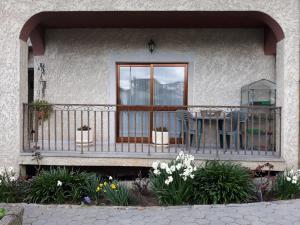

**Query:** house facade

left=0, top=0, right=299, bottom=174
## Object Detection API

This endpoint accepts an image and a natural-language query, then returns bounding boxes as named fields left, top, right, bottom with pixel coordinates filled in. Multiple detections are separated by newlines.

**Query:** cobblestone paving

left=22, top=200, right=300, bottom=225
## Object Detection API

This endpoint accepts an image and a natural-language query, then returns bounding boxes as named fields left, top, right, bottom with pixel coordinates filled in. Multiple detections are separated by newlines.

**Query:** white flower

left=160, top=163, right=167, bottom=170
left=9, top=176, right=16, bottom=182
left=190, top=174, right=195, bottom=179
left=153, top=169, right=161, bottom=175
left=0, top=180, right=2, bottom=184
left=8, top=167, right=14, bottom=173
left=170, top=165, right=176, bottom=172
left=166, top=167, right=172, bottom=175
left=286, top=177, right=292, bottom=182
left=292, top=179, right=297, bottom=184
left=176, top=151, right=185, bottom=160
left=0, top=168, right=4, bottom=176
left=109, top=176, right=113, bottom=180
left=176, top=163, right=182, bottom=170
left=292, top=176, right=298, bottom=182
left=57, top=180, right=63, bottom=187
left=165, top=176, right=173, bottom=185
left=152, top=161, right=160, bottom=170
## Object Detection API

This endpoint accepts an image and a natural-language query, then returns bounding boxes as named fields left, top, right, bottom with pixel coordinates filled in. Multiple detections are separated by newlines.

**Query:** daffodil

left=99, top=183, right=104, bottom=188
left=96, top=186, right=101, bottom=192
left=110, top=183, right=117, bottom=190
left=57, top=180, right=63, bottom=187
left=104, top=181, right=107, bottom=186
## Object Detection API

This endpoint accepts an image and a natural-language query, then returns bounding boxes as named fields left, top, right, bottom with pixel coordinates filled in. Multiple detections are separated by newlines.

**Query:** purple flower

left=83, top=196, right=91, bottom=204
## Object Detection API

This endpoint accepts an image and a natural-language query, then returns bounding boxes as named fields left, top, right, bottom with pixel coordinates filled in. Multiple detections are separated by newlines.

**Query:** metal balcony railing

left=22, top=103, right=281, bottom=158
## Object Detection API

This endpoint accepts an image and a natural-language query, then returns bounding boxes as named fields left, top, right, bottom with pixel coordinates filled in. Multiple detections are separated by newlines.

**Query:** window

left=117, top=63, right=188, bottom=141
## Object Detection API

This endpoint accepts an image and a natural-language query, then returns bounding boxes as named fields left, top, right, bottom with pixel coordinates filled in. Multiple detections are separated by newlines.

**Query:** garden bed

left=0, top=153, right=300, bottom=207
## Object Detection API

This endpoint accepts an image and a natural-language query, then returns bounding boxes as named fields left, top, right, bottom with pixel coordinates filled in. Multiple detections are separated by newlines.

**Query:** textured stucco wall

left=34, top=28, right=275, bottom=106
left=0, top=0, right=299, bottom=172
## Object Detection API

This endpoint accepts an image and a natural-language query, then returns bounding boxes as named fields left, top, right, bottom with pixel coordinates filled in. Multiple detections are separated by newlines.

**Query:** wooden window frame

left=116, top=63, right=188, bottom=143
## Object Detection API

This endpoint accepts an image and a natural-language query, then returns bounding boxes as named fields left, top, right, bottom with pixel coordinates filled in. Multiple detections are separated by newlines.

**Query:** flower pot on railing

left=76, top=125, right=93, bottom=146
left=152, top=127, right=169, bottom=146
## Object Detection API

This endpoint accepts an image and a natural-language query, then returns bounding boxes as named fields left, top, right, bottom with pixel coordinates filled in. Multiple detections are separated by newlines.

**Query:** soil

left=131, top=190, right=159, bottom=206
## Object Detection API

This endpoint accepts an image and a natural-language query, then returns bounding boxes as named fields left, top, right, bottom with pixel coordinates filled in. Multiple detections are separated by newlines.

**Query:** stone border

left=19, top=198, right=300, bottom=209
left=0, top=205, right=24, bottom=225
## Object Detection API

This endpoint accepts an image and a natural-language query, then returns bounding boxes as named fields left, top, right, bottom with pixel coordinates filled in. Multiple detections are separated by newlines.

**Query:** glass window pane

left=153, top=66, right=185, bottom=106
left=119, top=66, right=150, bottom=105
left=120, top=111, right=149, bottom=137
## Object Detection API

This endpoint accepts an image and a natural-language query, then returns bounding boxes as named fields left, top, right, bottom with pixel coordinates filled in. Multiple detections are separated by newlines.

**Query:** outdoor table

left=191, top=112, right=229, bottom=148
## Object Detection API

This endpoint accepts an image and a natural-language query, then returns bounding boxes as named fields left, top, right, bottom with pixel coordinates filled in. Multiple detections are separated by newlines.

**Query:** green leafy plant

left=274, top=169, right=300, bottom=200
left=77, top=125, right=91, bottom=131
left=154, top=127, right=168, bottom=132
left=24, top=167, right=97, bottom=204
left=149, top=151, right=196, bottom=205
left=96, top=178, right=135, bottom=206
left=84, top=174, right=101, bottom=203
left=31, top=99, right=53, bottom=120
left=0, top=167, right=26, bottom=203
left=0, top=208, right=5, bottom=219
left=193, top=161, right=255, bottom=204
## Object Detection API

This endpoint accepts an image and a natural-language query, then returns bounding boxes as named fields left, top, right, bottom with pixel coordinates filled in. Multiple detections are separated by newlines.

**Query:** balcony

left=21, top=103, right=281, bottom=161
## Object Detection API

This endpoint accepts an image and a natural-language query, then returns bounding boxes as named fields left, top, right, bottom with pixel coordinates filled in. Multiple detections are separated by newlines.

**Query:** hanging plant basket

left=31, top=100, right=53, bottom=121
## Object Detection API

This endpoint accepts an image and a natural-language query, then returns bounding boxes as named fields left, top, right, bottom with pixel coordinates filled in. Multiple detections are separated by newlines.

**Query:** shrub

left=132, top=171, right=150, bottom=196
left=96, top=178, right=135, bottom=206
left=274, top=169, right=300, bottom=200
left=193, top=161, right=255, bottom=204
left=149, top=151, right=196, bottom=205
left=254, top=163, right=276, bottom=201
left=24, top=167, right=97, bottom=204
left=0, top=167, right=26, bottom=203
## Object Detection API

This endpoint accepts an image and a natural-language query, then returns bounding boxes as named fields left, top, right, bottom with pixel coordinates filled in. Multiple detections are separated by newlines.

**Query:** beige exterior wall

left=34, top=28, right=275, bottom=106
left=0, top=0, right=299, bottom=172
left=32, top=28, right=276, bottom=145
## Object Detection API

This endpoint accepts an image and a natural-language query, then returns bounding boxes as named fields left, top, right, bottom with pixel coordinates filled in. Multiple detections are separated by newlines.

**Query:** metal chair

left=176, top=110, right=201, bottom=147
left=219, top=110, right=245, bottom=149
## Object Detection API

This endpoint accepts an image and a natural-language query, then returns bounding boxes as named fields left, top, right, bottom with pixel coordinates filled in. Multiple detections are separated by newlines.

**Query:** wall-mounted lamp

left=148, top=39, right=155, bottom=53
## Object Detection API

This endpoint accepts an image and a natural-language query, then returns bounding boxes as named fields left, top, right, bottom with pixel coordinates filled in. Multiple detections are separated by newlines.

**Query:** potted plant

left=152, top=127, right=169, bottom=146
left=76, top=125, right=93, bottom=146
left=31, top=99, right=53, bottom=120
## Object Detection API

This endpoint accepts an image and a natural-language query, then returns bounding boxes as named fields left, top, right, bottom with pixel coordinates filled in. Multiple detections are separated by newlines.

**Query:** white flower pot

left=152, top=131, right=169, bottom=145
left=76, top=130, right=93, bottom=146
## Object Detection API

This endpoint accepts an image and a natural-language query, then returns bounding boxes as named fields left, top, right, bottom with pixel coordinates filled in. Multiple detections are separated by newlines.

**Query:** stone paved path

left=22, top=200, right=300, bottom=225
